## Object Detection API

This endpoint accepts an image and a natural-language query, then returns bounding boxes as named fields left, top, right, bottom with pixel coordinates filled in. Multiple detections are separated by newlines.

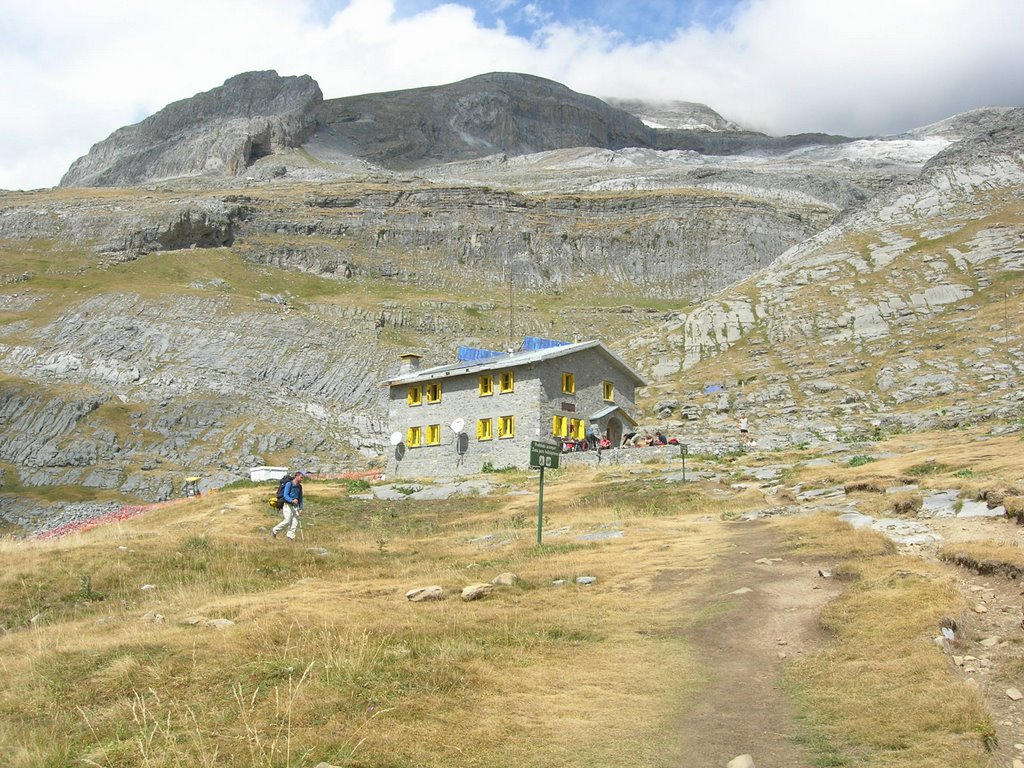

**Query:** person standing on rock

left=738, top=415, right=756, bottom=448
left=271, top=471, right=304, bottom=540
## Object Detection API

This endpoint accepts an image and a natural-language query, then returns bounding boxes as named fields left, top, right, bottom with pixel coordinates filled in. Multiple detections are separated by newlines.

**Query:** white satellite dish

left=450, top=418, right=465, bottom=434
left=389, top=431, right=403, bottom=446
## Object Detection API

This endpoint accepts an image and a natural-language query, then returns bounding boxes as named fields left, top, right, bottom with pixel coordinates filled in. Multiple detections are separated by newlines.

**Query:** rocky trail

left=665, top=519, right=841, bottom=767
left=677, top=488, right=1024, bottom=768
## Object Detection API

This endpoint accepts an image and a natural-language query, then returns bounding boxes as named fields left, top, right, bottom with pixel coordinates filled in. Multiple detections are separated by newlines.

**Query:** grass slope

left=0, top=443, right=1008, bottom=767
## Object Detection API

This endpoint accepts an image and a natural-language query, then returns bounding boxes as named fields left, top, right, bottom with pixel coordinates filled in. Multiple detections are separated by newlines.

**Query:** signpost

left=529, top=441, right=560, bottom=545
left=680, top=443, right=688, bottom=482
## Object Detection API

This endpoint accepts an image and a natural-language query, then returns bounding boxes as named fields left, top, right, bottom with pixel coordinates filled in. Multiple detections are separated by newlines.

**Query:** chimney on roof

left=398, top=353, right=422, bottom=376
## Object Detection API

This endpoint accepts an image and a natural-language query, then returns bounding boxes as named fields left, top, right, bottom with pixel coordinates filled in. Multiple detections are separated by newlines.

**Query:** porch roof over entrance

left=590, top=405, right=638, bottom=426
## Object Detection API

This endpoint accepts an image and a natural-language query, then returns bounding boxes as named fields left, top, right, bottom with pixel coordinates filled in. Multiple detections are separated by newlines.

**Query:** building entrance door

left=607, top=418, right=622, bottom=448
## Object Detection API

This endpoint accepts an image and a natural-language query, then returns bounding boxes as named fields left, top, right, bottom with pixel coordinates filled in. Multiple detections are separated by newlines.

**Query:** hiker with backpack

left=271, top=471, right=304, bottom=540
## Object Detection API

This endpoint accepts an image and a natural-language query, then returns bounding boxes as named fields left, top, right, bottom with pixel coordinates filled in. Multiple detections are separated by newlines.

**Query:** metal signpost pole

left=537, top=466, right=545, bottom=545
left=529, top=441, right=559, bottom=547
left=681, top=443, right=688, bottom=482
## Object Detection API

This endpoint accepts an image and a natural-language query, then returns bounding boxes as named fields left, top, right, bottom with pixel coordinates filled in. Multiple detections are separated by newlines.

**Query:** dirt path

left=660, top=519, right=841, bottom=768
left=657, top=512, right=1024, bottom=768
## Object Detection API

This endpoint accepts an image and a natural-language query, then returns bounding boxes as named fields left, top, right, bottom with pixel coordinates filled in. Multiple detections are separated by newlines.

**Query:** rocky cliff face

left=240, top=184, right=832, bottom=299
left=60, top=71, right=322, bottom=187
left=314, top=72, right=657, bottom=169
left=627, top=108, right=1024, bottom=446
left=311, top=72, right=851, bottom=171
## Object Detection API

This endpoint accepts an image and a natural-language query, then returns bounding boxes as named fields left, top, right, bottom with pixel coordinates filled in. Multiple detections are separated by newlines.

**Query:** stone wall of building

left=386, top=346, right=640, bottom=478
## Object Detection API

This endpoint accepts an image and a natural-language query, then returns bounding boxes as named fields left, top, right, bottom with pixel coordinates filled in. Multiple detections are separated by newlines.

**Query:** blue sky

left=1, top=0, right=1023, bottom=189
left=387, top=0, right=744, bottom=41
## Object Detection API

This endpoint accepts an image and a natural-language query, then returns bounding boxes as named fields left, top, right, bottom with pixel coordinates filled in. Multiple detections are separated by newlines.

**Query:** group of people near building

left=606, top=417, right=753, bottom=454
left=622, top=430, right=672, bottom=447
left=557, top=425, right=676, bottom=450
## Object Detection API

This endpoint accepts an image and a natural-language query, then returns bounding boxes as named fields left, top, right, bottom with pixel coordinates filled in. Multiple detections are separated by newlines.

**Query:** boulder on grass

left=406, top=586, right=444, bottom=602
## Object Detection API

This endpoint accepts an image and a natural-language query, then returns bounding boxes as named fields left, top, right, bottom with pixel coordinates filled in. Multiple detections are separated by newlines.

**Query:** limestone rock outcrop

left=60, top=70, right=852, bottom=188
left=60, top=71, right=322, bottom=187
left=313, top=71, right=849, bottom=171
left=628, top=108, right=1024, bottom=447
left=315, top=71, right=655, bottom=169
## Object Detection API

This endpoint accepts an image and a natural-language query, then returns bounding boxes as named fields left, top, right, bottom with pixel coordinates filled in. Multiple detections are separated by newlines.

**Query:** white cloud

left=1, top=0, right=1021, bottom=189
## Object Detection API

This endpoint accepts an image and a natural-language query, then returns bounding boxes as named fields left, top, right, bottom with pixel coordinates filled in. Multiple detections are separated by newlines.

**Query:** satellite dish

left=450, top=418, right=465, bottom=434
left=389, top=431, right=403, bottom=446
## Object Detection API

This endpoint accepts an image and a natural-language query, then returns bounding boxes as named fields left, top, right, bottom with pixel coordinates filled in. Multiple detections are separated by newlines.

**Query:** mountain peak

left=60, top=70, right=856, bottom=187
left=60, top=70, right=322, bottom=187
left=603, top=97, right=744, bottom=132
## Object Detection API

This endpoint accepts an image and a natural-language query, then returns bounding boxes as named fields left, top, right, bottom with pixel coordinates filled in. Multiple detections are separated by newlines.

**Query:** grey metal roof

left=383, top=339, right=647, bottom=387
left=589, top=405, right=638, bottom=426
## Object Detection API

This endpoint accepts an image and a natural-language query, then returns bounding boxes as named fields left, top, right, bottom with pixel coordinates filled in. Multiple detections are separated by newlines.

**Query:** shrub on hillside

left=891, top=494, right=923, bottom=516
left=1002, top=495, right=1024, bottom=525
left=843, top=478, right=887, bottom=494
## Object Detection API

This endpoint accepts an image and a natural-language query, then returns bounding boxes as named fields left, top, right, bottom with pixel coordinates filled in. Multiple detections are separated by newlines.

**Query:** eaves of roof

left=382, top=340, right=647, bottom=387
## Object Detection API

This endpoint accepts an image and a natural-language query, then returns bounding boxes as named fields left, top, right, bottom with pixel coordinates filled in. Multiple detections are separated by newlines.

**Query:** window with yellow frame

left=406, top=426, right=422, bottom=447
left=407, top=385, right=422, bottom=406
left=477, top=418, right=493, bottom=440
left=603, top=380, right=614, bottom=401
left=498, top=415, right=515, bottom=438
left=426, top=424, right=441, bottom=445
left=561, top=372, right=575, bottom=394
left=570, top=418, right=585, bottom=440
left=478, top=375, right=494, bottom=396
left=426, top=382, right=442, bottom=403
left=499, top=370, right=514, bottom=393
left=552, top=415, right=568, bottom=438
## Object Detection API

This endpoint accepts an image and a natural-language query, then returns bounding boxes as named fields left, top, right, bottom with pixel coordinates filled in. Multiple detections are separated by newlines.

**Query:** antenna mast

left=508, top=258, right=514, bottom=351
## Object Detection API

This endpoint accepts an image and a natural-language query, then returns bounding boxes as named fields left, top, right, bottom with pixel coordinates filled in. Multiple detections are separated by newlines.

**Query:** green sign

left=529, top=441, right=560, bottom=545
left=529, top=440, right=560, bottom=469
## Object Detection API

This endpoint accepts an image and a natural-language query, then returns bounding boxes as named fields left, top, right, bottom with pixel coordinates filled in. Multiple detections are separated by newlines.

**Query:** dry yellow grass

left=939, top=539, right=1024, bottom=575
left=0, top=461, right=1002, bottom=767
left=0, top=470, right=747, bottom=767
left=778, top=515, right=994, bottom=767
left=791, top=429, right=1024, bottom=491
